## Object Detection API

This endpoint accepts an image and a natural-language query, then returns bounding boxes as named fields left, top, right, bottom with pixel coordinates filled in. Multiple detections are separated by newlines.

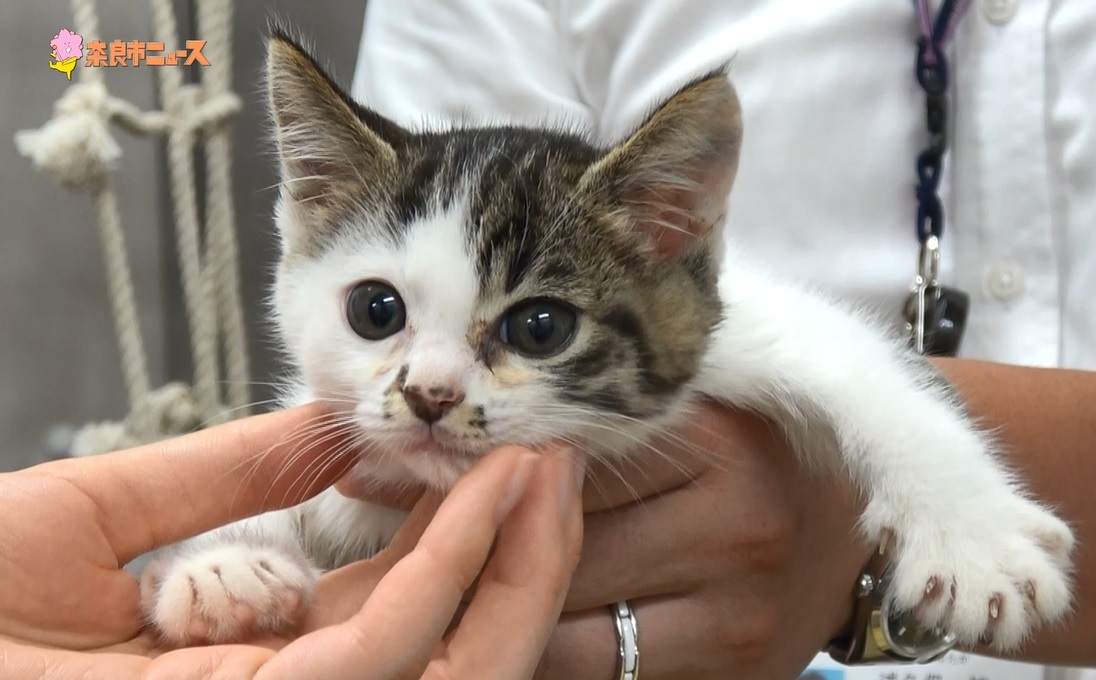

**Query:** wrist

left=826, top=542, right=876, bottom=650
left=797, top=472, right=875, bottom=659
left=825, top=541, right=883, bottom=662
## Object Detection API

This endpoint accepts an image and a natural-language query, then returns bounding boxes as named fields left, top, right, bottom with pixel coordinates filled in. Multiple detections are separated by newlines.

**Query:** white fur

left=143, top=196, right=1073, bottom=652
left=699, top=251, right=1074, bottom=650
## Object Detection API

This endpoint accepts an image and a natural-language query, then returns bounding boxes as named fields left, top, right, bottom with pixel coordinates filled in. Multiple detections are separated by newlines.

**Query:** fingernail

left=496, top=453, right=537, bottom=522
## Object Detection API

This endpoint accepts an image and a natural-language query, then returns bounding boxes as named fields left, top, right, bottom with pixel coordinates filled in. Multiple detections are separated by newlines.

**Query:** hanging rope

left=197, top=0, right=251, bottom=417
left=13, top=0, right=250, bottom=455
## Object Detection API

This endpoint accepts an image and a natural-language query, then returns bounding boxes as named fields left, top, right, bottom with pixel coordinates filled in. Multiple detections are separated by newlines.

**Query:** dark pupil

left=369, top=293, right=398, bottom=328
left=525, top=310, right=555, bottom=345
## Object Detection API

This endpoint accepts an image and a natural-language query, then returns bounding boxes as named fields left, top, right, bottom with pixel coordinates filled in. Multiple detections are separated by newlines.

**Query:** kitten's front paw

left=140, top=543, right=317, bottom=646
left=881, top=498, right=1074, bottom=652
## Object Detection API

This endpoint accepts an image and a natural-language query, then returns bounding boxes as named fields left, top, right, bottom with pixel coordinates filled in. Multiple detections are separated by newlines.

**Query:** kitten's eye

left=498, top=299, right=577, bottom=357
left=346, top=280, right=406, bottom=340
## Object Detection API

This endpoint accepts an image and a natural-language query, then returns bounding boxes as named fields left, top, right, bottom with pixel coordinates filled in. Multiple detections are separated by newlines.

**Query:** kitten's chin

left=353, top=426, right=490, bottom=491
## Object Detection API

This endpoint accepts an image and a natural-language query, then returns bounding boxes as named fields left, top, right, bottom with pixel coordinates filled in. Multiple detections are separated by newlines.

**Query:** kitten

left=140, top=30, right=1074, bottom=652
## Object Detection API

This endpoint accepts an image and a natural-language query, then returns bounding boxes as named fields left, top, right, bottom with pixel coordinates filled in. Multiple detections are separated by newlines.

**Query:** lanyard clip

left=904, top=236, right=941, bottom=355
left=903, top=236, right=970, bottom=357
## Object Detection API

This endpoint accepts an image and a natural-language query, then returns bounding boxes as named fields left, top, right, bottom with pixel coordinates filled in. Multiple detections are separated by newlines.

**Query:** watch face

left=883, top=600, right=959, bottom=661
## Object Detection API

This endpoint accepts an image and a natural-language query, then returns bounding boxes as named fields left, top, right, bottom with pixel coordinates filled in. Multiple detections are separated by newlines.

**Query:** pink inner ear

left=629, top=186, right=707, bottom=261
left=626, top=164, right=732, bottom=262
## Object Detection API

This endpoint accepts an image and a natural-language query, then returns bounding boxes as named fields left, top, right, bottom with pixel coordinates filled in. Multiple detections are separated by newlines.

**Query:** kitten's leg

left=697, top=264, right=1074, bottom=651
left=140, top=488, right=406, bottom=646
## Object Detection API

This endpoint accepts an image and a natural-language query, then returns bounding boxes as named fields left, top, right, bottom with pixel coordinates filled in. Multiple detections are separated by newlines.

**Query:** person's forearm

left=932, top=358, right=1096, bottom=665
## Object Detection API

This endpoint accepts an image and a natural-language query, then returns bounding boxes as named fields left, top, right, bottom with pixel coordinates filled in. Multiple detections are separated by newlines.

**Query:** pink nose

left=402, top=384, right=464, bottom=424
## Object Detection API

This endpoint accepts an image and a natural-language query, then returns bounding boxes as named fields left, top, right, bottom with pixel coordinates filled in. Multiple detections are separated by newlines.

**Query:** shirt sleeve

left=350, top=0, right=594, bottom=132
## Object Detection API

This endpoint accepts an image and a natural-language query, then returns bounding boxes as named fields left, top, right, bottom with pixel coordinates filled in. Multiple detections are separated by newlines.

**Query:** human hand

left=336, top=400, right=873, bottom=680
left=0, top=403, right=357, bottom=654
left=538, top=401, right=871, bottom=679
left=259, top=443, right=584, bottom=680
left=0, top=404, right=585, bottom=680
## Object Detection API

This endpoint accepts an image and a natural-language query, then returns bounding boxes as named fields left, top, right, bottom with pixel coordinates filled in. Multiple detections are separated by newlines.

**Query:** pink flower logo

left=49, top=28, right=83, bottom=80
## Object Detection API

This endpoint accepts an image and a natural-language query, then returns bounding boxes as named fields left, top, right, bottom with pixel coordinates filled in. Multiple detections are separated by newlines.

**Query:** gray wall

left=0, top=0, right=366, bottom=470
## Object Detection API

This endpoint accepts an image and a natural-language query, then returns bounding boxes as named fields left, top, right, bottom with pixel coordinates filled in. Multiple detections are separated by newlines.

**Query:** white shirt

left=351, top=1, right=1096, bottom=677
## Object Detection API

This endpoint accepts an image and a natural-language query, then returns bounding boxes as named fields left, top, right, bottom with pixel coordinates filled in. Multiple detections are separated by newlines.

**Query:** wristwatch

left=827, top=541, right=959, bottom=665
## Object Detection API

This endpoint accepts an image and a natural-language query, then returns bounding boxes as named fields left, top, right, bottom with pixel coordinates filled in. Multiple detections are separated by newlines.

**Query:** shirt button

left=985, top=262, right=1026, bottom=301
left=981, top=0, right=1019, bottom=25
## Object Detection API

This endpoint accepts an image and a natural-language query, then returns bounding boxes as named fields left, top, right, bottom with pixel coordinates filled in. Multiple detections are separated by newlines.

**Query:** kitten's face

left=266, top=31, right=741, bottom=487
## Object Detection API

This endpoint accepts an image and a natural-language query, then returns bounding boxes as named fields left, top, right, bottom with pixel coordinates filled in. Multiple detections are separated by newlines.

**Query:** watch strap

left=827, top=541, right=891, bottom=664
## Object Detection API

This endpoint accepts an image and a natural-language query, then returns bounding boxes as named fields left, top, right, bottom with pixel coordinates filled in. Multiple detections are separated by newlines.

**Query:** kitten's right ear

left=266, top=28, right=408, bottom=219
left=579, top=68, right=741, bottom=264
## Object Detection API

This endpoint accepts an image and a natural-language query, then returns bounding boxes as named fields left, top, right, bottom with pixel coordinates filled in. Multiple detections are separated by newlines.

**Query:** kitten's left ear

left=581, top=69, right=742, bottom=262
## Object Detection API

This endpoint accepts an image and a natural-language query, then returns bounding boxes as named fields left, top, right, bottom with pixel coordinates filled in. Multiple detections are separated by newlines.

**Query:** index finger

left=255, top=446, right=538, bottom=680
left=435, top=448, right=585, bottom=680
left=34, top=402, right=358, bottom=563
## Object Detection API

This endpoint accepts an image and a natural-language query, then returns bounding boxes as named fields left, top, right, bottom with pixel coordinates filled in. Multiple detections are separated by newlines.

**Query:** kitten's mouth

left=347, top=423, right=486, bottom=491
left=363, top=422, right=485, bottom=461
left=406, top=425, right=483, bottom=457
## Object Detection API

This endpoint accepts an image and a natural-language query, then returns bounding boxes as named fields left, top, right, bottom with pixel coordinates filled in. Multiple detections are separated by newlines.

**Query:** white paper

left=801, top=651, right=1048, bottom=680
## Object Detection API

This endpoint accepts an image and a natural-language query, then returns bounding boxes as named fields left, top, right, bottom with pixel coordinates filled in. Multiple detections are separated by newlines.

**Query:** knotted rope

left=13, top=0, right=250, bottom=455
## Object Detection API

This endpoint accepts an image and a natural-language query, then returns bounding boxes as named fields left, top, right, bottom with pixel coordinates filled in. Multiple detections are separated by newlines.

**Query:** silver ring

left=611, top=600, right=639, bottom=680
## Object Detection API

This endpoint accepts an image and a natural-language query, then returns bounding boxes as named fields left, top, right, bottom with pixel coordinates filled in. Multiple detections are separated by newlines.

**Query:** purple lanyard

left=904, top=0, right=972, bottom=357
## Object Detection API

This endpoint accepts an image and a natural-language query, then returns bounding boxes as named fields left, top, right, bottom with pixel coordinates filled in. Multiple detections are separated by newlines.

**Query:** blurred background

left=0, top=0, right=367, bottom=470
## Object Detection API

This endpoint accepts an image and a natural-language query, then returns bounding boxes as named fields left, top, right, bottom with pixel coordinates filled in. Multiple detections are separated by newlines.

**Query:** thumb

left=36, top=402, right=358, bottom=563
